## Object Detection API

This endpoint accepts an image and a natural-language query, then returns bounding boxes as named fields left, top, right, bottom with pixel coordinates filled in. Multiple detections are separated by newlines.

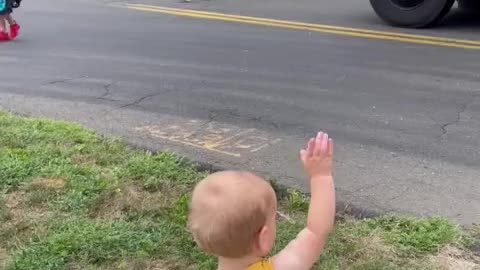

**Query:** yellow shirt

left=246, top=259, right=274, bottom=270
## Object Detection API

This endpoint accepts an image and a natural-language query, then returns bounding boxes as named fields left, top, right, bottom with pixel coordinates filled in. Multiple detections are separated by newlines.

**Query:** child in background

left=189, top=132, right=336, bottom=270
left=0, top=0, right=21, bottom=40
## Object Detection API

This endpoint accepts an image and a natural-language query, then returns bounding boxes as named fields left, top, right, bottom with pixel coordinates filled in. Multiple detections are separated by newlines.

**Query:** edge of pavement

left=0, top=91, right=478, bottom=225
left=0, top=92, right=386, bottom=221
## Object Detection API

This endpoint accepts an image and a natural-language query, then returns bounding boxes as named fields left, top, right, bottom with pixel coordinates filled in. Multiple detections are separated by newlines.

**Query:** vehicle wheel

left=370, top=0, right=455, bottom=28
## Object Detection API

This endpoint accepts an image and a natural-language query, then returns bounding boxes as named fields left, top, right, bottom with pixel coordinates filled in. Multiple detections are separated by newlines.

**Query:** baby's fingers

left=328, top=138, right=334, bottom=156
left=300, top=149, right=307, bottom=163
left=306, top=138, right=315, bottom=157
left=320, top=133, right=329, bottom=154
left=313, top=132, right=321, bottom=156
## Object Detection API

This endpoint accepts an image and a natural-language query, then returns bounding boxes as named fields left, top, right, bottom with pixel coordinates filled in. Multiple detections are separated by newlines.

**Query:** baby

left=189, top=132, right=335, bottom=270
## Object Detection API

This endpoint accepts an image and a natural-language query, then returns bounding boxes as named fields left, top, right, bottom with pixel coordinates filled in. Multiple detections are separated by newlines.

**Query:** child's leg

left=7, top=13, right=19, bottom=39
left=0, top=16, right=9, bottom=39
left=0, top=16, right=6, bottom=31
left=5, top=13, right=14, bottom=25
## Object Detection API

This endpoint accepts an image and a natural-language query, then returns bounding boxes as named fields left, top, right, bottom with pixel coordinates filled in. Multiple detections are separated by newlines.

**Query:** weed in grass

left=121, top=152, right=204, bottom=191
left=170, top=193, right=190, bottom=227
left=0, top=148, right=36, bottom=192
left=286, top=189, right=309, bottom=213
left=71, top=139, right=128, bottom=167
left=58, top=189, right=105, bottom=214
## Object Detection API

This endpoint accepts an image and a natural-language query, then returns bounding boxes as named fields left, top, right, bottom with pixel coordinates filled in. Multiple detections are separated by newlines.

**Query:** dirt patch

left=5, top=191, right=24, bottom=219
left=431, top=246, right=480, bottom=270
left=30, top=177, right=66, bottom=190
left=95, top=184, right=173, bottom=220
left=5, top=192, right=21, bottom=209
left=145, top=260, right=170, bottom=270
left=0, top=197, right=12, bottom=222
left=1, top=190, right=53, bottom=252
left=4, top=191, right=53, bottom=224
left=355, top=235, right=394, bottom=259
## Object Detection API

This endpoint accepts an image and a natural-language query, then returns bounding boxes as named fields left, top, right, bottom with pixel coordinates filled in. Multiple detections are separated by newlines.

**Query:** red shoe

left=9, top=23, right=20, bottom=39
left=0, top=31, right=9, bottom=41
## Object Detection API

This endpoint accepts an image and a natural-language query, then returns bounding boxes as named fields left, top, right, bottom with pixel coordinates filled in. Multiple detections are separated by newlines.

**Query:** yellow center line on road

left=123, top=3, right=480, bottom=50
left=132, top=4, right=480, bottom=45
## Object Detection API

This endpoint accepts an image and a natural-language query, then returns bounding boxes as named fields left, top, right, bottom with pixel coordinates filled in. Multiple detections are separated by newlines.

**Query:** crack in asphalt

left=43, top=77, right=119, bottom=102
left=439, top=103, right=469, bottom=138
left=42, top=76, right=87, bottom=86
left=119, top=92, right=163, bottom=109
left=100, top=85, right=178, bottom=117
left=97, top=82, right=116, bottom=101
left=437, top=94, right=478, bottom=140
left=118, top=84, right=179, bottom=109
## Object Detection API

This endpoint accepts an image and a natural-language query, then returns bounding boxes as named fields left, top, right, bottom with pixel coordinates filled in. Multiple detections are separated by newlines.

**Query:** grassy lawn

left=0, top=111, right=478, bottom=270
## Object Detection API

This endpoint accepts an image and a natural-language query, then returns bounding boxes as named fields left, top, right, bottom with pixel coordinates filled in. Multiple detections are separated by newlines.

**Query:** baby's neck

left=217, top=254, right=263, bottom=270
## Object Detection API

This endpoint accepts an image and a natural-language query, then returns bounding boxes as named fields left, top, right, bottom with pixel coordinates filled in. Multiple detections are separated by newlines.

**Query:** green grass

left=360, top=216, right=464, bottom=255
left=12, top=218, right=168, bottom=269
left=0, top=111, right=478, bottom=270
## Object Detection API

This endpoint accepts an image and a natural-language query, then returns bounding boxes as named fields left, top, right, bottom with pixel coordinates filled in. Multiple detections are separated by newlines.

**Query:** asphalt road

left=1, top=0, right=479, bottom=224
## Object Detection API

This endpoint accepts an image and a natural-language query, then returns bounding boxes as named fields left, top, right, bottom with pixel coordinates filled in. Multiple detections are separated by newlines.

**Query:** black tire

left=370, top=0, right=455, bottom=28
left=458, top=0, right=480, bottom=12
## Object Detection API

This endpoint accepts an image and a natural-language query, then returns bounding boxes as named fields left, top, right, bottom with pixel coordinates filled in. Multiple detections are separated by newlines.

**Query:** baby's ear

left=257, top=225, right=274, bottom=256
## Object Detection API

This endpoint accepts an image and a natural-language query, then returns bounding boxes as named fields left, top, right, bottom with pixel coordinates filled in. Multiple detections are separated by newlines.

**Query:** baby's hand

left=300, top=132, right=333, bottom=178
left=273, top=132, right=335, bottom=270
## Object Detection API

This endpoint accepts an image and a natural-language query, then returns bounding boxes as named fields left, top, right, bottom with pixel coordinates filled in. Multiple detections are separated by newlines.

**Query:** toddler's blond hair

left=188, top=171, right=276, bottom=258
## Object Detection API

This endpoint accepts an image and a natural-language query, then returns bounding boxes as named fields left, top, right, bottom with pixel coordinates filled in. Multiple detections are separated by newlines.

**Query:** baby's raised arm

left=272, top=132, right=336, bottom=270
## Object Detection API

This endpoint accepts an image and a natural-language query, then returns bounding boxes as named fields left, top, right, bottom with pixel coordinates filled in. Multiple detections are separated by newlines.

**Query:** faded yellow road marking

left=136, top=120, right=281, bottom=157
left=121, top=3, right=480, bottom=50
